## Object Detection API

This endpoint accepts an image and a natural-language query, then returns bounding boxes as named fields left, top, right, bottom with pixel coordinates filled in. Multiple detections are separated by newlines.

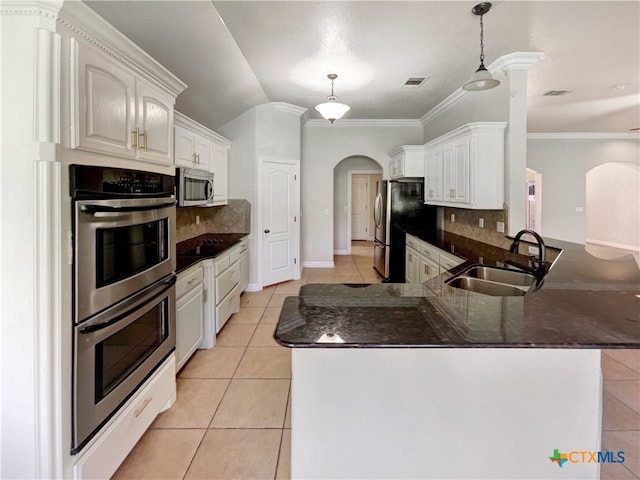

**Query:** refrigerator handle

left=374, top=193, right=382, bottom=227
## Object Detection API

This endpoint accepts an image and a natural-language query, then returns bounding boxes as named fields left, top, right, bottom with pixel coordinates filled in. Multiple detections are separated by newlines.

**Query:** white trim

left=420, top=52, right=544, bottom=126
left=245, top=283, right=263, bottom=293
left=334, top=250, right=350, bottom=255
left=272, top=102, right=308, bottom=116
left=528, top=132, right=640, bottom=140
left=174, top=111, right=231, bottom=147
left=305, top=119, right=423, bottom=128
left=56, top=1, right=187, bottom=97
left=586, top=239, right=640, bottom=253
left=302, top=261, right=335, bottom=268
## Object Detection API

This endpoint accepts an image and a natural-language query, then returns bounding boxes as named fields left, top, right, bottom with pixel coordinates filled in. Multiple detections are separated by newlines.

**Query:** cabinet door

left=419, top=256, right=439, bottom=283
left=405, top=247, right=419, bottom=283
left=424, top=148, right=443, bottom=202
left=174, top=125, right=195, bottom=168
left=136, top=79, right=174, bottom=166
left=239, top=253, right=249, bottom=292
left=210, top=144, right=228, bottom=205
left=76, top=45, right=136, bottom=157
left=175, top=284, right=204, bottom=371
left=452, top=137, right=470, bottom=204
left=194, top=135, right=211, bottom=170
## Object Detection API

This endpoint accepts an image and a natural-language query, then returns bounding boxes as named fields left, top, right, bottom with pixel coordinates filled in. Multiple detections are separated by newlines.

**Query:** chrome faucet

left=509, top=229, right=546, bottom=285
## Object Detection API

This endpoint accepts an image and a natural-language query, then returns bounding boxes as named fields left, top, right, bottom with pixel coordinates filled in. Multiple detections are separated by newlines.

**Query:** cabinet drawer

left=229, top=246, right=241, bottom=265
left=420, top=243, right=439, bottom=260
left=216, top=284, right=241, bottom=333
left=73, top=356, right=176, bottom=479
left=176, top=263, right=203, bottom=298
left=213, top=253, right=231, bottom=275
left=406, top=234, right=421, bottom=251
left=439, top=252, right=464, bottom=272
left=216, top=261, right=240, bottom=304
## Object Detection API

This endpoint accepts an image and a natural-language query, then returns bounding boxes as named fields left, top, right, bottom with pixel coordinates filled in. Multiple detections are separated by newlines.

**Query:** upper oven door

left=74, top=197, right=176, bottom=323
left=178, top=168, right=214, bottom=206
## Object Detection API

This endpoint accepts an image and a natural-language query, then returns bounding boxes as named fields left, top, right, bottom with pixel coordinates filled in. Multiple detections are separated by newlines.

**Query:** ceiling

left=85, top=1, right=640, bottom=134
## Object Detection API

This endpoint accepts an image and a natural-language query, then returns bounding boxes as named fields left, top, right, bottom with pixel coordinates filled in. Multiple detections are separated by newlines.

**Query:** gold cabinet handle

left=134, top=398, right=152, bottom=417
left=138, top=129, right=148, bottom=152
left=132, top=127, right=140, bottom=150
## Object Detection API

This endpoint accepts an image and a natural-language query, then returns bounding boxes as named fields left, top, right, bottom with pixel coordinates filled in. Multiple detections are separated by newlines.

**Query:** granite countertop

left=275, top=232, right=640, bottom=349
left=175, top=233, right=248, bottom=273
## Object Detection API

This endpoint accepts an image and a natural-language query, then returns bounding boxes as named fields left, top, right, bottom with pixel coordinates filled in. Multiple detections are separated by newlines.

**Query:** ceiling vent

left=402, top=77, right=428, bottom=88
left=542, top=90, right=572, bottom=97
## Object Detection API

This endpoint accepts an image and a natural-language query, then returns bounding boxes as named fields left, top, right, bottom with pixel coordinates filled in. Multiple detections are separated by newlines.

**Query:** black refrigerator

left=373, top=179, right=437, bottom=282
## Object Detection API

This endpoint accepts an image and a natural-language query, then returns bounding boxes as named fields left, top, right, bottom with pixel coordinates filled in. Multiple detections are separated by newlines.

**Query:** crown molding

left=0, top=1, right=63, bottom=18
left=174, top=111, right=231, bottom=147
left=56, top=1, right=186, bottom=97
left=528, top=132, right=640, bottom=140
left=305, top=119, right=423, bottom=128
left=272, top=102, right=308, bottom=116
left=420, top=52, right=545, bottom=126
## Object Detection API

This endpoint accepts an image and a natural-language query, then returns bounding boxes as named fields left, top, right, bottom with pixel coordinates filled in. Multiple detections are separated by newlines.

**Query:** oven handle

left=79, top=198, right=176, bottom=215
left=78, top=275, right=176, bottom=334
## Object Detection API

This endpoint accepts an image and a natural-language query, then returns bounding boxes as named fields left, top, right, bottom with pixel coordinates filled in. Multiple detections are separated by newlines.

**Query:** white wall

left=333, top=157, right=383, bottom=253
left=527, top=136, right=640, bottom=246
left=301, top=121, right=423, bottom=266
left=587, top=163, right=640, bottom=250
left=219, top=102, right=305, bottom=288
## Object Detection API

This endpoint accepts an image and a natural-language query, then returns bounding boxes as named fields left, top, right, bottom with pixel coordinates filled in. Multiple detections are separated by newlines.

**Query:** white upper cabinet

left=135, top=78, right=174, bottom=165
left=76, top=44, right=136, bottom=158
left=174, top=111, right=231, bottom=205
left=423, top=122, right=506, bottom=209
left=72, top=41, right=180, bottom=167
left=388, top=145, right=425, bottom=179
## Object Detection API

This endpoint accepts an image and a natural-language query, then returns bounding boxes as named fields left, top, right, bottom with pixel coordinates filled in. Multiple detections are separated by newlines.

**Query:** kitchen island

left=275, top=236, right=640, bottom=479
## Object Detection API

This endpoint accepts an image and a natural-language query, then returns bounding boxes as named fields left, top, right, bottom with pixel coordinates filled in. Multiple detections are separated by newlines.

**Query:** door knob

left=264, top=229, right=270, bottom=233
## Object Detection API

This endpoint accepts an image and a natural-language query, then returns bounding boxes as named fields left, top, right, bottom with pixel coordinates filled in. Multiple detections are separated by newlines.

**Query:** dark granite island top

left=275, top=234, right=640, bottom=348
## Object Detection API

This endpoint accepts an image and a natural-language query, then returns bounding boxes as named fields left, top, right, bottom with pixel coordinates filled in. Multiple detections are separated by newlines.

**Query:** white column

left=1, top=2, right=64, bottom=478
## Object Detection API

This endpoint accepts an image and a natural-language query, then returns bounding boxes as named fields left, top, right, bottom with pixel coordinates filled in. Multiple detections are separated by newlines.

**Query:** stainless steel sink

left=463, top=266, right=536, bottom=288
left=446, top=276, right=529, bottom=297
left=445, top=265, right=537, bottom=297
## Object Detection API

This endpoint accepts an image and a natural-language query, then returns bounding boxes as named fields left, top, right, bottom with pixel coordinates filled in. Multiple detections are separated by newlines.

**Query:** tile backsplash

left=443, top=207, right=512, bottom=250
left=176, top=199, right=251, bottom=242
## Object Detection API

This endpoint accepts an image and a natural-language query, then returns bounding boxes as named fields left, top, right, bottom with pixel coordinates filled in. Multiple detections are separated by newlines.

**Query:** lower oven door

left=72, top=274, right=176, bottom=454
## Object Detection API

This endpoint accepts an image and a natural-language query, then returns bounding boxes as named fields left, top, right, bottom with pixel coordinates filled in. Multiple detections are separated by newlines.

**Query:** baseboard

left=334, top=249, right=349, bottom=255
left=245, top=283, right=263, bottom=292
left=302, top=261, right=335, bottom=268
left=586, top=238, right=640, bottom=253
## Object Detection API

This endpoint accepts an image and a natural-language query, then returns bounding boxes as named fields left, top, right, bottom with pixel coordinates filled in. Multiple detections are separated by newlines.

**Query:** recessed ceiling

left=85, top=1, right=640, bottom=133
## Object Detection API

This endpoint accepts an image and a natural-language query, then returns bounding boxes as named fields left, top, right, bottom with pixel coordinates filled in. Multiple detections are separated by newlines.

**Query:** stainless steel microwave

left=176, top=168, right=214, bottom=207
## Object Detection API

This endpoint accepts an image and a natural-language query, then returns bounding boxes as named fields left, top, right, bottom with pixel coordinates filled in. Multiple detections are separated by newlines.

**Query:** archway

left=586, top=162, right=640, bottom=258
left=333, top=156, right=383, bottom=256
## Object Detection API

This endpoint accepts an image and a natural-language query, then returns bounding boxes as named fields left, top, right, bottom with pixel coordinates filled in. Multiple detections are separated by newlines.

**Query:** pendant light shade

left=315, top=74, right=350, bottom=123
left=462, top=3, right=500, bottom=92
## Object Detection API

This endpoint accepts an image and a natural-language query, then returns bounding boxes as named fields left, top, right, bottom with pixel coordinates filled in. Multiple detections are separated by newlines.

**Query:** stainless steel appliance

left=176, top=167, right=214, bottom=206
left=373, top=179, right=437, bottom=282
left=70, top=165, right=177, bottom=453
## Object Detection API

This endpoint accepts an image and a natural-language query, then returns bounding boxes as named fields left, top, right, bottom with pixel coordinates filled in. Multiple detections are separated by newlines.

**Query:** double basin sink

left=446, top=265, right=537, bottom=297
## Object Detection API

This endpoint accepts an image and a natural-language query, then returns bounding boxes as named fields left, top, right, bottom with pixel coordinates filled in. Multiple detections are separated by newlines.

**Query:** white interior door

left=351, top=175, right=369, bottom=241
left=262, top=162, right=297, bottom=287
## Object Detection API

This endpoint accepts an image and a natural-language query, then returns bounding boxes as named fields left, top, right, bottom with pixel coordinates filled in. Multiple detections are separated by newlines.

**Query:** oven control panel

left=71, top=165, right=175, bottom=198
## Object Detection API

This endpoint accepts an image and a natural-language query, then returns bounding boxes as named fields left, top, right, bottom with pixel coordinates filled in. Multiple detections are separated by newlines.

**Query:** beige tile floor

left=113, top=241, right=640, bottom=479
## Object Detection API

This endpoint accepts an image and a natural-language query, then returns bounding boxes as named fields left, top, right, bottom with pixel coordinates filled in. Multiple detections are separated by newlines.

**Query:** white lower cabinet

left=175, top=263, right=205, bottom=371
left=405, top=234, right=464, bottom=284
left=201, top=237, right=250, bottom=347
left=73, top=355, right=176, bottom=480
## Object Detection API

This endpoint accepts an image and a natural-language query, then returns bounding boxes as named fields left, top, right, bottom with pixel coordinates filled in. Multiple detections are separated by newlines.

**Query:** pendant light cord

left=479, top=13, right=485, bottom=65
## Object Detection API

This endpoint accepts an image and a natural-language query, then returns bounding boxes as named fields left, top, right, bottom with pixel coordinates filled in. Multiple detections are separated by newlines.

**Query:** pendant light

left=315, top=74, right=350, bottom=123
left=462, top=2, right=500, bottom=91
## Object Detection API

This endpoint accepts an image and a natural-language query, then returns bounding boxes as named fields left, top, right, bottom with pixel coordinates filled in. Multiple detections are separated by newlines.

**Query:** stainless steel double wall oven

left=70, top=165, right=177, bottom=453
